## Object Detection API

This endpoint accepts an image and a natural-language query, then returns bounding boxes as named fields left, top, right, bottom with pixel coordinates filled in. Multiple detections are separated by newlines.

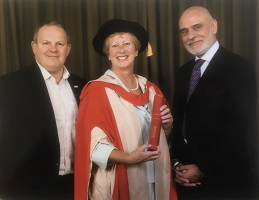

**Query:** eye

left=42, top=41, right=50, bottom=45
left=57, top=42, right=65, bottom=46
left=193, top=24, right=202, bottom=31
left=180, top=29, right=188, bottom=36
left=123, top=42, right=131, bottom=46
left=111, top=44, right=118, bottom=48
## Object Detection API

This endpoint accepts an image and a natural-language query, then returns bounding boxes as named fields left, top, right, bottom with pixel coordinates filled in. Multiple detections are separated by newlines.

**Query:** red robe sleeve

left=74, top=83, right=131, bottom=200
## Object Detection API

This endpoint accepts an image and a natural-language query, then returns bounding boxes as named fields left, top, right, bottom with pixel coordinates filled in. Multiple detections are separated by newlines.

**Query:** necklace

left=128, top=75, right=139, bottom=91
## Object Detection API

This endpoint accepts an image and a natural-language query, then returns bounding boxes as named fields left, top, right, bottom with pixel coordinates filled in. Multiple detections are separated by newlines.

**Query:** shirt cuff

left=92, top=142, right=116, bottom=169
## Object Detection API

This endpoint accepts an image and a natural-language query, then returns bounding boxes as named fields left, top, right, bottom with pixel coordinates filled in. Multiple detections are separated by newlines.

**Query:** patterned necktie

left=182, top=59, right=205, bottom=142
left=186, top=59, right=205, bottom=102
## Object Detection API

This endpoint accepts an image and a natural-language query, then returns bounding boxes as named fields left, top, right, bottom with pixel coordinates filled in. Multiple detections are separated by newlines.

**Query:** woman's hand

left=127, top=145, right=161, bottom=164
left=160, top=105, right=173, bottom=136
left=109, top=144, right=161, bottom=165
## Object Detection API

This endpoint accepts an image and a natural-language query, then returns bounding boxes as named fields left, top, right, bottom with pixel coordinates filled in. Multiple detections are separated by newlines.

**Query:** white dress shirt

left=38, top=62, right=78, bottom=175
left=198, top=40, right=220, bottom=76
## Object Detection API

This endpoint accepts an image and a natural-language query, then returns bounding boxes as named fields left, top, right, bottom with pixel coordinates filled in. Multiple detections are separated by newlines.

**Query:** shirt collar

left=36, top=60, right=70, bottom=81
left=196, top=40, right=219, bottom=62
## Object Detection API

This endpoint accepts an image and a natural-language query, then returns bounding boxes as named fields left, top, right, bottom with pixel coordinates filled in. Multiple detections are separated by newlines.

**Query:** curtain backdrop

left=1, top=0, right=259, bottom=177
left=1, top=0, right=258, bottom=105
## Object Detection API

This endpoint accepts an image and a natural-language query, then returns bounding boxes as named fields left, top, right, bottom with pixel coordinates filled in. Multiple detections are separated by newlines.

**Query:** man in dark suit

left=170, top=6, right=257, bottom=200
left=0, top=21, right=86, bottom=199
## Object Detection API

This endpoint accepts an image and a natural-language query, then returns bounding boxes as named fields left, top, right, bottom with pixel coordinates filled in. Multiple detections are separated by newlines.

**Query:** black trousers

left=51, top=174, right=74, bottom=200
left=0, top=174, right=74, bottom=200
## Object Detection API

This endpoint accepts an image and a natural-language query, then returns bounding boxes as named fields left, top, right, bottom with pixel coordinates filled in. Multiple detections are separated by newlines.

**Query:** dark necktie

left=182, top=59, right=205, bottom=142
left=186, top=59, right=205, bottom=102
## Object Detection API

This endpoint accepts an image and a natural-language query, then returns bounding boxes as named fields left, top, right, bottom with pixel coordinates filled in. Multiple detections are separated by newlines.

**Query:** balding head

left=179, top=6, right=214, bottom=27
left=179, top=6, right=217, bottom=57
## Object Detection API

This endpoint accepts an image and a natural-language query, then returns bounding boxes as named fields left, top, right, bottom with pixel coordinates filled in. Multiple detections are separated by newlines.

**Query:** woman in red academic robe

left=75, top=19, right=178, bottom=200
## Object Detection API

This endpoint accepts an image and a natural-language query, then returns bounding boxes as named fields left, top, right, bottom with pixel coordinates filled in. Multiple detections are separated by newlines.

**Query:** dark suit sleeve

left=230, top=59, right=257, bottom=170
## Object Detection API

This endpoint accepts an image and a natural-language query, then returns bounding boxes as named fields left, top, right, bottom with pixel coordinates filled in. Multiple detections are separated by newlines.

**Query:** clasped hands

left=175, top=163, right=204, bottom=187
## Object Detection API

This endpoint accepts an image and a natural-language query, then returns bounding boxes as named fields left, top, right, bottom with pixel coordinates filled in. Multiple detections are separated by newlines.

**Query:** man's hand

left=174, top=163, right=204, bottom=187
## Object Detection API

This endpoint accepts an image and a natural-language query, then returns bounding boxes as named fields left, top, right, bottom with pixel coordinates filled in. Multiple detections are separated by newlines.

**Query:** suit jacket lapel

left=189, top=46, right=224, bottom=102
left=68, top=75, right=82, bottom=105
left=199, top=46, right=224, bottom=80
left=19, top=63, right=59, bottom=148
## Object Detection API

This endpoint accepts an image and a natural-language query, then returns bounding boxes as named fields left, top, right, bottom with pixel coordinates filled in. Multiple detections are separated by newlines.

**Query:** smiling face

left=31, top=25, right=71, bottom=75
left=105, top=32, right=139, bottom=72
left=179, top=7, right=217, bottom=57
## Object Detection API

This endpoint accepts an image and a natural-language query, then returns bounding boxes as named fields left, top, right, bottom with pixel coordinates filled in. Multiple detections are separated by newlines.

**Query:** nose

left=187, top=29, right=196, bottom=40
left=49, top=44, right=58, bottom=52
left=118, top=45, right=125, bottom=53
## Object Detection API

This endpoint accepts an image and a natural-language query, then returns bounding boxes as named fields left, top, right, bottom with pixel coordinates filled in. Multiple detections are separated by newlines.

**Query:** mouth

left=188, top=40, right=202, bottom=47
left=117, top=56, right=128, bottom=60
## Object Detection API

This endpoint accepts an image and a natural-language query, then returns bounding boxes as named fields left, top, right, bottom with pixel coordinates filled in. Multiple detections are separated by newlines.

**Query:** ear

left=106, top=52, right=110, bottom=60
left=31, top=41, right=37, bottom=55
left=66, top=44, right=71, bottom=56
left=211, top=19, right=218, bottom=34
